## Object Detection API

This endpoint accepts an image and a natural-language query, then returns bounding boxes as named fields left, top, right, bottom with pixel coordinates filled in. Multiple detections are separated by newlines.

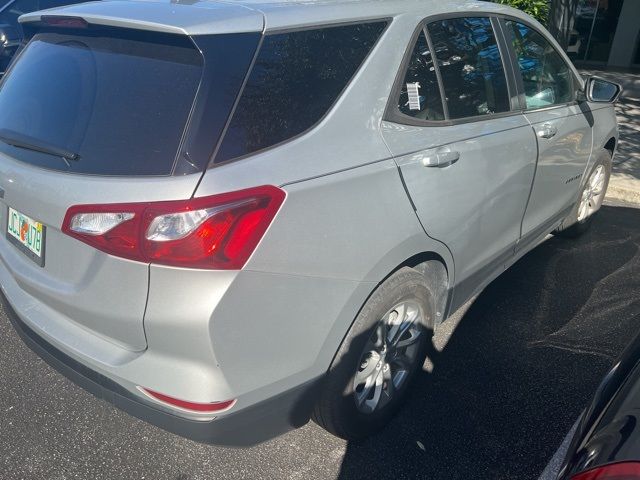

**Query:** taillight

left=62, top=185, right=285, bottom=269
left=572, top=462, right=640, bottom=480
left=41, top=15, right=89, bottom=28
left=138, top=387, right=235, bottom=414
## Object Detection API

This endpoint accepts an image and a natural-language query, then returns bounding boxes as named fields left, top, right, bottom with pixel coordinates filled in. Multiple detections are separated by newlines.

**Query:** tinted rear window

left=0, top=30, right=202, bottom=175
left=214, top=21, right=387, bottom=164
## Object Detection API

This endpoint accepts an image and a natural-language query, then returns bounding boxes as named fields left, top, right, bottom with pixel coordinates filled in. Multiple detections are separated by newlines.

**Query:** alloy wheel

left=353, top=300, right=423, bottom=414
left=577, top=164, right=606, bottom=222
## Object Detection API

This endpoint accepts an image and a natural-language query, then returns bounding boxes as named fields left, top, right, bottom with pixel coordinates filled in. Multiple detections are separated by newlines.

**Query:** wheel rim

left=353, top=300, right=423, bottom=414
left=577, top=164, right=606, bottom=223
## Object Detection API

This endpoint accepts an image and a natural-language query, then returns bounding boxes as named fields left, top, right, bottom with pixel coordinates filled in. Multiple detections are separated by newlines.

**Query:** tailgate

left=0, top=24, right=210, bottom=351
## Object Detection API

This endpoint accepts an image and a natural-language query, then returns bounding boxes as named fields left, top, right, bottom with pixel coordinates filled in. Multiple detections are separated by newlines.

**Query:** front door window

left=505, top=21, right=576, bottom=110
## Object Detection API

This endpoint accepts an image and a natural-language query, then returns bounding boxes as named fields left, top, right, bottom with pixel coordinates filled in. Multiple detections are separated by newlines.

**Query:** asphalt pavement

left=1, top=202, right=639, bottom=480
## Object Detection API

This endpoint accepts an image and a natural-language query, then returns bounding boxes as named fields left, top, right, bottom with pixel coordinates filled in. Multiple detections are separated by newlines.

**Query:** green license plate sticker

left=6, top=207, right=46, bottom=267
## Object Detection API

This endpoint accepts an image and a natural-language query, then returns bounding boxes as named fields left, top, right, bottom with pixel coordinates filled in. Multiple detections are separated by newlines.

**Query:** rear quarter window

left=214, top=21, right=387, bottom=164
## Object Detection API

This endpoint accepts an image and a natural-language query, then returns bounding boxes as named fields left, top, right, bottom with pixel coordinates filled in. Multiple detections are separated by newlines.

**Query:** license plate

left=6, top=207, right=46, bottom=267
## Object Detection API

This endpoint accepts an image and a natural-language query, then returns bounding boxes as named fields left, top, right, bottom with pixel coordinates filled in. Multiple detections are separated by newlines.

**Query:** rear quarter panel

left=191, top=160, right=453, bottom=401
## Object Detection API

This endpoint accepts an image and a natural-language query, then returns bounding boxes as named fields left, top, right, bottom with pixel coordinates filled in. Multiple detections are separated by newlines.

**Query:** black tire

left=312, top=267, right=435, bottom=440
left=554, top=150, right=612, bottom=238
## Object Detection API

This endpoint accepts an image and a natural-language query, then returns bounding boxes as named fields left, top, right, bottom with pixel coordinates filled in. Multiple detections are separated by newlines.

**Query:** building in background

left=485, top=0, right=640, bottom=69
left=548, top=0, right=639, bottom=69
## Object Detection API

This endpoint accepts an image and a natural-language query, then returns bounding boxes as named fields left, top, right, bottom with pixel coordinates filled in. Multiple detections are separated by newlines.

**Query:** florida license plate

left=6, top=207, right=46, bottom=267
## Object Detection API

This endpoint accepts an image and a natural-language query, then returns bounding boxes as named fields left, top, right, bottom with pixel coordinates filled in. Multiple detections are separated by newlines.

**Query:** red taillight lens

left=572, top=462, right=640, bottom=480
left=41, top=15, right=89, bottom=28
left=62, top=185, right=285, bottom=269
left=139, top=387, right=235, bottom=414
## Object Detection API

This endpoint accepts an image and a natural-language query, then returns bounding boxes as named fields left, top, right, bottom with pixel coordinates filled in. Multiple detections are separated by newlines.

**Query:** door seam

left=517, top=113, right=539, bottom=244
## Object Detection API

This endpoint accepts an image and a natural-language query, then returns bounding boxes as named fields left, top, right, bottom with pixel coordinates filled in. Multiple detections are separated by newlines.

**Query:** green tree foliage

left=494, top=0, right=550, bottom=25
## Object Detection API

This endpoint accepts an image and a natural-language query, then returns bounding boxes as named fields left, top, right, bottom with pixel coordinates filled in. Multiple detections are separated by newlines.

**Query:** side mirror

left=582, top=76, right=622, bottom=103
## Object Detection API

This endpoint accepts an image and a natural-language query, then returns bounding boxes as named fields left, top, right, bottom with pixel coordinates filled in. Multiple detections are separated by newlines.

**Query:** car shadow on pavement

left=336, top=204, right=640, bottom=480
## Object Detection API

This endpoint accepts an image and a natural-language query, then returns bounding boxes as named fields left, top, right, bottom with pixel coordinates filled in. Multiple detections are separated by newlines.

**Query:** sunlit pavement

left=1, top=201, right=639, bottom=480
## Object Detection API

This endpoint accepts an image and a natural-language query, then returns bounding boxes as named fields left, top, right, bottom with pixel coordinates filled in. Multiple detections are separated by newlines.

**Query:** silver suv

left=0, top=0, right=620, bottom=445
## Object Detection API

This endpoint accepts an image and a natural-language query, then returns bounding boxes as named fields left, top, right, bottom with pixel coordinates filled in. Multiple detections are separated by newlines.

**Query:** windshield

left=0, top=29, right=203, bottom=175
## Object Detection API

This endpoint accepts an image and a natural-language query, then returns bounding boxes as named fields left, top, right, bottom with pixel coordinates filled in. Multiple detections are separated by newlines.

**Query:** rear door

left=381, top=16, right=538, bottom=305
left=0, top=25, right=254, bottom=351
left=502, top=19, right=593, bottom=241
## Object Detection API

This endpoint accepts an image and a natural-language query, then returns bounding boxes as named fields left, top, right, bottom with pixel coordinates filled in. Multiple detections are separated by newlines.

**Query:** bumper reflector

left=139, top=387, right=236, bottom=414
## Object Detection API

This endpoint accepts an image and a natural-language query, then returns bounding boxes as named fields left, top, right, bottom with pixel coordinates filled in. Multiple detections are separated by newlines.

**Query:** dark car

left=557, top=331, right=640, bottom=479
left=0, top=0, right=88, bottom=74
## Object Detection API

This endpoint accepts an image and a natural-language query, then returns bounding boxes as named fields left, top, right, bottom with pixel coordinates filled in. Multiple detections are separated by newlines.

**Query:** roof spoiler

left=19, top=0, right=264, bottom=36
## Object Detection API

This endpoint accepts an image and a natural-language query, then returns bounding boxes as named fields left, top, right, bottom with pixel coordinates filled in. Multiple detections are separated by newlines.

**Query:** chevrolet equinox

left=0, top=0, right=620, bottom=445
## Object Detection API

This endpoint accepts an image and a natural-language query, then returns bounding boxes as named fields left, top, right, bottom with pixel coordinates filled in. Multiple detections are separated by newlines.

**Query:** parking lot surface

left=1, top=202, right=639, bottom=480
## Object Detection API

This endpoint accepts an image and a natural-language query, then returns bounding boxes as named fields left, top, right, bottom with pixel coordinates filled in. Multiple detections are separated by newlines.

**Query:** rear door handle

left=536, top=123, right=558, bottom=139
left=422, top=150, right=460, bottom=168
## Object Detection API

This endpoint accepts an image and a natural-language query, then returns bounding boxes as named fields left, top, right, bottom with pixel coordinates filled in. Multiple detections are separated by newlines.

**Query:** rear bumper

left=2, top=292, right=320, bottom=446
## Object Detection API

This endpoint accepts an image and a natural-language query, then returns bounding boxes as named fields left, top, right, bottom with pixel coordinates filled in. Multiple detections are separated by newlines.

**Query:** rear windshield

left=0, top=29, right=202, bottom=176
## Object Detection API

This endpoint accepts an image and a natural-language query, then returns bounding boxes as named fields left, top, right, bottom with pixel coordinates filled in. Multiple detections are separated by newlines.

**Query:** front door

left=502, top=19, right=593, bottom=240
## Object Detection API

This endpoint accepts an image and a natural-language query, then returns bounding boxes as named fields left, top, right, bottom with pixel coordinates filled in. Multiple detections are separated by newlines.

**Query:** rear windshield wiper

left=0, top=128, right=80, bottom=166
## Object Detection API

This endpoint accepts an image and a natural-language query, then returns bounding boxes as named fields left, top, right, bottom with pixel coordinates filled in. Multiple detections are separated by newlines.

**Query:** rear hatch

left=0, top=17, right=260, bottom=351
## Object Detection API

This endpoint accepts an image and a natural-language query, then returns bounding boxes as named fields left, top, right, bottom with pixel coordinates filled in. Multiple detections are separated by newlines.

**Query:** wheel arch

left=321, top=248, right=453, bottom=375
left=360, top=248, right=454, bottom=332
left=396, top=252, right=451, bottom=327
